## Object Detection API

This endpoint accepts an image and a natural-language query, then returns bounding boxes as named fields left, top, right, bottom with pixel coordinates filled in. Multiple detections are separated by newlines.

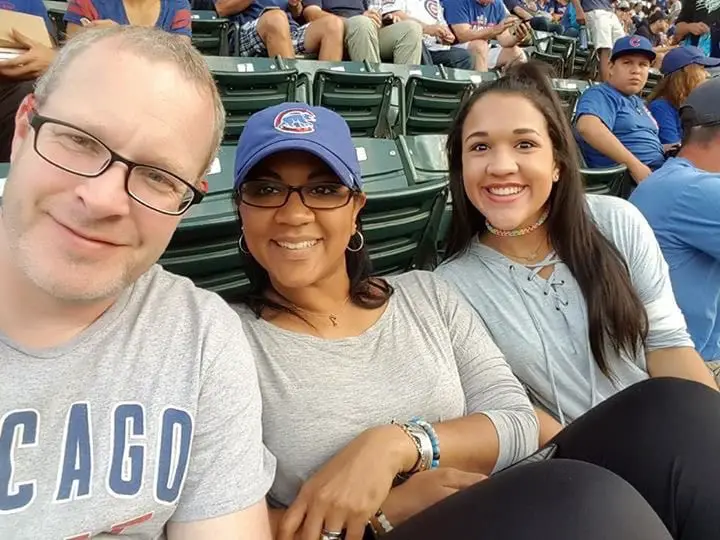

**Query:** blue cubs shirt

left=0, top=0, right=52, bottom=32
left=630, top=158, right=720, bottom=361
left=575, top=83, right=664, bottom=169
left=443, top=0, right=508, bottom=29
left=648, top=98, right=682, bottom=145
left=64, top=0, right=192, bottom=35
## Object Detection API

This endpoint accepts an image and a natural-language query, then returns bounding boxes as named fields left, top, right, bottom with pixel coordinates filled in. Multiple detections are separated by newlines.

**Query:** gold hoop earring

left=347, top=231, right=365, bottom=253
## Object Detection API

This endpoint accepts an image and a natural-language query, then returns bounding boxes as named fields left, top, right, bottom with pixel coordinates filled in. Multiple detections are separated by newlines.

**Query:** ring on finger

left=320, top=529, right=344, bottom=540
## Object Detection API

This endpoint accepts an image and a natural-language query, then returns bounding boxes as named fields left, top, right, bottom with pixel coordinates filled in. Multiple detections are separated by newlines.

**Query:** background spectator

left=674, top=0, right=716, bottom=57
left=575, top=36, right=663, bottom=181
left=504, top=0, right=565, bottom=34
left=214, top=0, right=344, bottom=60
left=442, top=0, right=529, bottom=72
left=0, top=0, right=56, bottom=162
left=634, top=10, right=669, bottom=45
left=64, top=0, right=193, bottom=38
left=302, top=0, right=423, bottom=64
left=648, top=46, right=719, bottom=145
left=631, top=78, right=720, bottom=362
left=382, top=0, right=473, bottom=69
left=581, top=0, right=626, bottom=80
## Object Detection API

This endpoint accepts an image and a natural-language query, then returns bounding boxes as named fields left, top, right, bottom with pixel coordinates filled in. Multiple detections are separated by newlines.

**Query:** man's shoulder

left=132, top=265, right=240, bottom=333
left=632, top=159, right=719, bottom=207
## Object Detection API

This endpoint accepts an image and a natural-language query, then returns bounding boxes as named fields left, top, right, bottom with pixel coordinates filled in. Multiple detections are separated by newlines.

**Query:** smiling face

left=2, top=41, right=215, bottom=302
left=238, top=151, right=366, bottom=291
left=609, top=53, right=652, bottom=95
left=460, top=92, right=557, bottom=232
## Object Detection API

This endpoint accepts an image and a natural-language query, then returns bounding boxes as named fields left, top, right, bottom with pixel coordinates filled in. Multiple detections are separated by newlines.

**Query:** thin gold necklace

left=293, top=296, right=351, bottom=327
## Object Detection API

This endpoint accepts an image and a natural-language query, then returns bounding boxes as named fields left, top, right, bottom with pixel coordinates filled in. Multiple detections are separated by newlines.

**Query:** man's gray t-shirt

left=437, top=194, right=693, bottom=424
left=234, top=271, right=538, bottom=507
left=0, top=265, right=275, bottom=539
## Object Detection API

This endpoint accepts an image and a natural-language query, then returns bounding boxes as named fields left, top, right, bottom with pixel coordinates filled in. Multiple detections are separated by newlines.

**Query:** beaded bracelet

left=411, top=418, right=440, bottom=469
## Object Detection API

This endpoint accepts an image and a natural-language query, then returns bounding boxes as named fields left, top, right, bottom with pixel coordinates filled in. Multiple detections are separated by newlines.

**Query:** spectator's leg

left=585, top=10, right=615, bottom=80
left=429, top=48, right=474, bottom=70
left=377, top=20, right=423, bottom=64
left=552, top=377, right=720, bottom=539
left=495, top=40, right=527, bottom=70
left=302, top=15, right=344, bottom=61
left=344, top=15, right=380, bottom=63
left=255, top=8, right=295, bottom=58
left=0, top=80, right=34, bottom=163
left=387, top=460, right=672, bottom=540
left=466, top=40, right=490, bottom=71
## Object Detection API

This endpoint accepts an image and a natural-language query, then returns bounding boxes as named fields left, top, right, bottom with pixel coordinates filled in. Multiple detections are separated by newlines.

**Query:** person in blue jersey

left=64, top=0, right=192, bottom=38
left=0, top=0, right=57, bottom=162
left=575, top=35, right=663, bottom=183
left=647, top=46, right=719, bottom=145
left=631, top=79, right=720, bottom=366
left=213, top=0, right=344, bottom=60
left=442, top=0, right=529, bottom=72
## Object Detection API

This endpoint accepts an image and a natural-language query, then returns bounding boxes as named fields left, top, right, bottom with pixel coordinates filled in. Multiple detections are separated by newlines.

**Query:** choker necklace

left=486, top=207, right=550, bottom=237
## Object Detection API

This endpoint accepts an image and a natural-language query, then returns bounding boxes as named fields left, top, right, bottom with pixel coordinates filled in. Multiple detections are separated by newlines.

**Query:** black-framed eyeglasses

left=238, top=180, right=357, bottom=210
left=28, top=111, right=205, bottom=216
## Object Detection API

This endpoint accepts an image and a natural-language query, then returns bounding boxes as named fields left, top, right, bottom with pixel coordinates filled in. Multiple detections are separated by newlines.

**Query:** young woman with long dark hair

left=229, top=102, right=720, bottom=540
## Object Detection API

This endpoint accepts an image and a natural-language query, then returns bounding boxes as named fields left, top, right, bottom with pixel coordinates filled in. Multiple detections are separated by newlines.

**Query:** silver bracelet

left=375, top=509, right=394, bottom=534
left=402, top=422, right=433, bottom=472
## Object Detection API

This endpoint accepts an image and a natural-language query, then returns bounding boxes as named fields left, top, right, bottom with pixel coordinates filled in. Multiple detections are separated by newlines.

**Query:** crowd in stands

left=0, top=0, right=720, bottom=534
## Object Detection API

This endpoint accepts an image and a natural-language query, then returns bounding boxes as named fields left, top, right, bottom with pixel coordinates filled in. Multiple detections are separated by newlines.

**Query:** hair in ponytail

left=444, top=61, right=648, bottom=376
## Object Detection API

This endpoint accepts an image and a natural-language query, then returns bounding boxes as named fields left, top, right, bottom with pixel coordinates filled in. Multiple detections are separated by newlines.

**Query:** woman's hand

left=382, top=468, right=486, bottom=526
left=278, top=425, right=417, bottom=540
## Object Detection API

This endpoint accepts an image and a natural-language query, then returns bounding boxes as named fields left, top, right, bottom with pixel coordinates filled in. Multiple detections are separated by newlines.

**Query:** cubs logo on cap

left=629, top=36, right=641, bottom=47
left=274, top=108, right=317, bottom=134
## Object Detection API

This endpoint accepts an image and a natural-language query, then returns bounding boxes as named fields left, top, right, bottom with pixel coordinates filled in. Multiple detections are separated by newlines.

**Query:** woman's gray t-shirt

left=437, top=194, right=693, bottom=424
left=234, top=270, right=538, bottom=507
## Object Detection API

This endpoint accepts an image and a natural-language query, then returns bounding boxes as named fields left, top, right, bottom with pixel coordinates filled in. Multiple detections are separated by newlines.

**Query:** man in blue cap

left=575, top=35, right=664, bottom=183
left=630, top=78, right=720, bottom=371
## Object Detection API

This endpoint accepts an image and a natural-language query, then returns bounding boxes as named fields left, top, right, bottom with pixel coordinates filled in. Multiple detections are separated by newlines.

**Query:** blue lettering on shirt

left=108, top=404, right=146, bottom=498
left=0, top=410, right=38, bottom=513
left=55, top=403, right=93, bottom=502
left=155, top=408, right=192, bottom=505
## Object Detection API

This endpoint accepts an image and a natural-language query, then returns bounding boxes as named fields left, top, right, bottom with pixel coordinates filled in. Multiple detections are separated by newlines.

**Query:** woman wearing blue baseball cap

left=648, top=46, right=720, bottom=145
left=227, top=103, right=680, bottom=540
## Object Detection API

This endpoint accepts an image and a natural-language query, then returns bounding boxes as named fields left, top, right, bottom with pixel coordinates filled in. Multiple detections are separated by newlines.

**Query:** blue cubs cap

left=610, top=35, right=656, bottom=62
left=661, top=46, right=720, bottom=75
left=233, top=103, right=363, bottom=191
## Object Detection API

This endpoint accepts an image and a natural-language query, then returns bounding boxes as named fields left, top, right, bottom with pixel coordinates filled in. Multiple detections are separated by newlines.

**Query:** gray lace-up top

left=436, top=194, right=694, bottom=424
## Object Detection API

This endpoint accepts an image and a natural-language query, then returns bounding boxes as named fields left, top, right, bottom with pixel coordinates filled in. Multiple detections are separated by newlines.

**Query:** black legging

left=383, top=378, right=720, bottom=539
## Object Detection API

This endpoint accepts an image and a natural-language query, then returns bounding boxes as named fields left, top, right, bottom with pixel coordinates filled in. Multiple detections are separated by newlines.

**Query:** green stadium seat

left=642, top=70, right=662, bottom=98
left=581, top=164, right=629, bottom=197
left=531, top=49, right=565, bottom=77
left=402, top=76, right=473, bottom=135
left=312, top=69, right=399, bottom=137
left=443, top=68, right=498, bottom=85
left=354, top=137, right=408, bottom=192
left=548, top=35, right=577, bottom=78
left=212, top=67, right=307, bottom=143
left=190, top=15, right=231, bottom=56
left=552, top=78, right=588, bottom=122
left=396, top=134, right=448, bottom=184
left=44, top=0, right=67, bottom=43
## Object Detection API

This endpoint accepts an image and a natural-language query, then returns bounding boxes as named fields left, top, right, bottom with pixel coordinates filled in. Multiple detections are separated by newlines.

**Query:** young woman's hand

left=278, top=425, right=416, bottom=540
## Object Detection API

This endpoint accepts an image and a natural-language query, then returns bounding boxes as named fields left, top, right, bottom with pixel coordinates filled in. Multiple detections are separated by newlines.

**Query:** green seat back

left=642, top=71, right=662, bottom=98
left=191, top=19, right=230, bottom=56
left=581, top=164, right=629, bottom=197
left=312, top=70, right=396, bottom=137
left=396, top=134, right=448, bottom=184
left=212, top=68, right=304, bottom=143
left=549, top=35, right=576, bottom=78
left=530, top=50, right=565, bottom=77
left=354, top=138, right=407, bottom=192
left=552, top=78, right=588, bottom=122
left=403, top=76, right=472, bottom=135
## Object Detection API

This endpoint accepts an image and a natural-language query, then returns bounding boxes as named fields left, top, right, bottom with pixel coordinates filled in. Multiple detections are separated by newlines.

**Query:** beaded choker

left=486, top=206, right=550, bottom=237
